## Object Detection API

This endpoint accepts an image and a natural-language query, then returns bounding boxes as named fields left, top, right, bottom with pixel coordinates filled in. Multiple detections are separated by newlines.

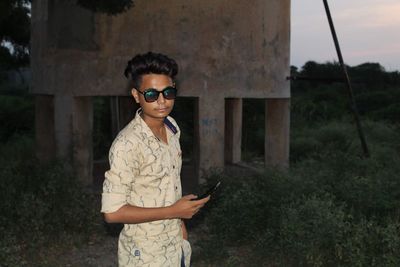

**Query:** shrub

left=277, top=194, right=349, bottom=266
left=0, top=95, right=34, bottom=141
left=197, top=119, right=400, bottom=266
left=370, top=103, right=400, bottom=123
left=0, top=136, right=100, bottom=264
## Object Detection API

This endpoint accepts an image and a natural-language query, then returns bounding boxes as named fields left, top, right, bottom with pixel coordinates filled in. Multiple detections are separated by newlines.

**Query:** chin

left=155, top=107, right=172, bottom=115
left=149, top=110, right=171, bottom=119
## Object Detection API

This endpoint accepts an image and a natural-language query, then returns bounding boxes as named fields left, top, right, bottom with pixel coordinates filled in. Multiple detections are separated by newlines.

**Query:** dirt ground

left=56, top=235, right=118, bottom=267
left=51, top=231, right=211, bottom=267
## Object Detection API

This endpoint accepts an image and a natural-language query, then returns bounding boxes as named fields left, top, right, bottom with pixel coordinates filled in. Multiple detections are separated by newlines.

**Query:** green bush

left=0, top=95, right=34, bottom=141
left=0, top=136, right=100, bottom=265
left=197, top=119, right=400, bottom=266
left=277, top=194, right=349, bottom=266
left=370, top=103, right=400, bottom=123
left=291, top=86, right=348, bottom=125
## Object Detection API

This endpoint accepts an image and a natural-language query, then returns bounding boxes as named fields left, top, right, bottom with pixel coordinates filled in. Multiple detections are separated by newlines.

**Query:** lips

left=155, top=107, right=169, bottom=112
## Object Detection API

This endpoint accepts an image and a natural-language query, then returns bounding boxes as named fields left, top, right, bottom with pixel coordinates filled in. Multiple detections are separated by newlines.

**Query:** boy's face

left=131, top=74, right=175, bottom=121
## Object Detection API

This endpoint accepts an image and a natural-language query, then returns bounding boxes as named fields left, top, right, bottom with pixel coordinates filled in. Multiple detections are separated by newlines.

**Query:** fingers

left=192, top=195, right=211, bottom=205
left=183, top=194, right=197, bottom=200
left=177, top=194, right=211, bottom=219
left=191, top=196, right=210, bottom=212
left=183, top=194, right=211, bottom=201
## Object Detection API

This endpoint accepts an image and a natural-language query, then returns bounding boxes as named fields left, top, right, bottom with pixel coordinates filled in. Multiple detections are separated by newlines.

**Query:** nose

left=157, top=92, right=166, bottom=104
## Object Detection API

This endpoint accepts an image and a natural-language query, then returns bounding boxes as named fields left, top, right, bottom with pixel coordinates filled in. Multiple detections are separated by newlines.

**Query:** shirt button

left=173, top=165, right=175, bottom=169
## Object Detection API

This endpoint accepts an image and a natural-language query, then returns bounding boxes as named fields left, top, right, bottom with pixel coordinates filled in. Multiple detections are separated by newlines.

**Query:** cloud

left=335, top=3, right=400, bottom=29
left=348, top=43, right=400, bottom=58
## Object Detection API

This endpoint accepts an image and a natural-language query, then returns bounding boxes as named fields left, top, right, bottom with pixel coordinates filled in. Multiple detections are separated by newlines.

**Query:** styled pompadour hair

left=124, top=52, right=178, bottom=89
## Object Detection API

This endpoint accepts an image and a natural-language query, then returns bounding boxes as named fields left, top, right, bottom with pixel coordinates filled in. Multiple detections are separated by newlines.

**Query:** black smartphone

left=192, top=181, right=221, bottom=200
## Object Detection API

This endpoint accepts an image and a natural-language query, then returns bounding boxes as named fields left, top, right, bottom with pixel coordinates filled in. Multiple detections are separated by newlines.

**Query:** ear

left=131, top=88, right=140, bottom=103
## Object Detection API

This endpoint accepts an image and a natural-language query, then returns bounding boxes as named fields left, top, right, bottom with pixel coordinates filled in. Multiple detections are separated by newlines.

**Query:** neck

left=140, top=113, right=164, bottom=130
left=140, top=113, right=167, bottom=143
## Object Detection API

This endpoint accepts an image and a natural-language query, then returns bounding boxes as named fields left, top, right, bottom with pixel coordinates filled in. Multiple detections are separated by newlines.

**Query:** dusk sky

left=291, top=0, right=400, bottom=71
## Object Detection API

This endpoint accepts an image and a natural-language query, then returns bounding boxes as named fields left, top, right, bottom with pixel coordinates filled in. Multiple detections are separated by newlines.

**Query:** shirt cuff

left=101, top=193, right=127, bottom=213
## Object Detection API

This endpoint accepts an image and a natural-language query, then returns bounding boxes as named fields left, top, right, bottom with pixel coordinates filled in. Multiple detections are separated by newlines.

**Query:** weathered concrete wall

left=31, top=0, right=291, bottom=182
left=32, top=0, right=290, bottom=98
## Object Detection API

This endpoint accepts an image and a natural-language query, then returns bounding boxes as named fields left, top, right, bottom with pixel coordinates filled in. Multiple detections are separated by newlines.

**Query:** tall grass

left=0, top=135, right=100, bottom=265
left=196, top=120, right=400, bottom=266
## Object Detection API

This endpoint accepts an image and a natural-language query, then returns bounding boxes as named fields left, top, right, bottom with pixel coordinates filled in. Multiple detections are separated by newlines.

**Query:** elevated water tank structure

left=31, top=0, right=291, bottom=186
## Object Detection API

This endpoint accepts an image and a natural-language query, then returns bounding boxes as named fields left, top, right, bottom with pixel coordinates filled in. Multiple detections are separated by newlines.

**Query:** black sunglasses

left=136, top=86, right=177, bottom=103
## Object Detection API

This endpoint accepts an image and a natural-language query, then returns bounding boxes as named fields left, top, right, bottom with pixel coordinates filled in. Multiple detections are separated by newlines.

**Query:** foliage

left=0, top=135, right=100, bottom=265
left=76, top=0, right=135, bottom=15
left=291, top=61, right=400, bottom=125
left=0, top=94, right=34, bottom=141
left=0, top=0, right=30, bottom=69
left=197, top=120, right=400, bottom=265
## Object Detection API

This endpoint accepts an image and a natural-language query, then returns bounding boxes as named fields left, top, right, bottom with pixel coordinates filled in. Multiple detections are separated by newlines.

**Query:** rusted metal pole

left=323, top=0, right=370, bottom=157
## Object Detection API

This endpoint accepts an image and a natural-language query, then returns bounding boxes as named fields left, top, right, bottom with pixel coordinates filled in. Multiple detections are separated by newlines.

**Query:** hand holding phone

left=192, top=181, right=221, bottom=200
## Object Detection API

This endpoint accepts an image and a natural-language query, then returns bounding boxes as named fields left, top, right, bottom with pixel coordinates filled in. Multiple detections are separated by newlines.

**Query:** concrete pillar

left=265, top=98, right=290, bottom=168
left=72, top=97, right=93, bottom=186
left=196, top=96, right=225, bottom=179
left=54, top=95, right=73, bottom=160
left=225, top=98, right=242, bottom=164
left=35, top=95, right=56, bottom=162
left=54, top=95, right=94, bottom=185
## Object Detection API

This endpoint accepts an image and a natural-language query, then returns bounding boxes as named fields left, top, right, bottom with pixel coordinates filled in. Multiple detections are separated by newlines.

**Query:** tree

left=76, top=0, right=135, bottom=15
left=0, top=0, right=30, bottom=70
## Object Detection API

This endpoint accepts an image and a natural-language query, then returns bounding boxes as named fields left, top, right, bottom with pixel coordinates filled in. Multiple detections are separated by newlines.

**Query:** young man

left=101, top=52, right=209, bottom=267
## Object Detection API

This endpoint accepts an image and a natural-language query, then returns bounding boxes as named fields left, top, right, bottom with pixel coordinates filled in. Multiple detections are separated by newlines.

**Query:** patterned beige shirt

left=101, top=109, right=191, bottom=266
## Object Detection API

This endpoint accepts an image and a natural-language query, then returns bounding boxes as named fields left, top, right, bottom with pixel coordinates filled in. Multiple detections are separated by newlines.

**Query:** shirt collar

left=134, top=108, right=177, bottom=139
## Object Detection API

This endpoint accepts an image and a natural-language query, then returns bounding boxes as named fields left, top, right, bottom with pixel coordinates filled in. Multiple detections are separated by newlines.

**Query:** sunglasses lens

left=141, top=87, right=177, bottom=102
left=163, top=87, right=177, bottom=100
left=144, top=90, right=159, bottom=102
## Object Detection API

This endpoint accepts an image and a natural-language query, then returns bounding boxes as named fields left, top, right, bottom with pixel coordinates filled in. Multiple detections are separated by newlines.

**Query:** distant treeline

left=291, top=61, right=400, bottom=89
left=288, top=61, right=400, bottom=125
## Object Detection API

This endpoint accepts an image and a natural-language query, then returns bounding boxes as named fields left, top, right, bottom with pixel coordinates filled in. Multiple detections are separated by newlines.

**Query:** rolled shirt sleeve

left=101, top=135, right=140, bottom=213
